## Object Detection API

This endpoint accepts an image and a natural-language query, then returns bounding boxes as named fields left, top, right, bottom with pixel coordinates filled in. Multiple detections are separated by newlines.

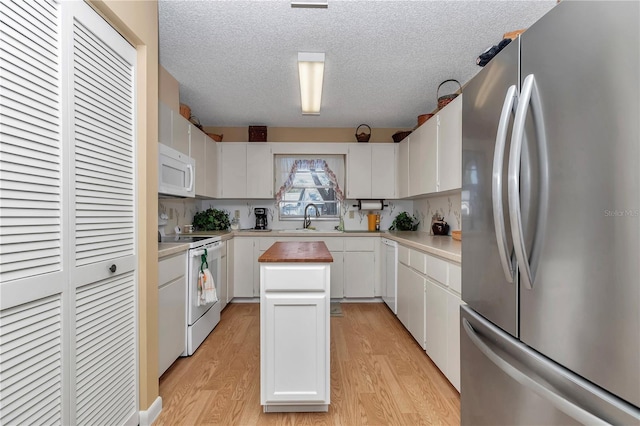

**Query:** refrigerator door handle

left=508, top=74, right=549, bottom=290
left=492, top=85, right=518, bottom=284
left=462, top=318, right=610, bottom=426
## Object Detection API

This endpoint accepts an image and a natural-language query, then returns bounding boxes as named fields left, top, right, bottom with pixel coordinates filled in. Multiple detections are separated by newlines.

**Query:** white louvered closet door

left=0, top=1, right=138, bottom=425
left=0, top=0, right=66, bottom=425
left=66, top=2, right=137, bottom=426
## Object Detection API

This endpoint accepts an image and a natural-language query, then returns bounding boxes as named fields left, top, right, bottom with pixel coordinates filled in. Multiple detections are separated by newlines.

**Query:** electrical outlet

left=234, top=210, right=240, bottom=219
left=349, top=210, right=354, bottom=219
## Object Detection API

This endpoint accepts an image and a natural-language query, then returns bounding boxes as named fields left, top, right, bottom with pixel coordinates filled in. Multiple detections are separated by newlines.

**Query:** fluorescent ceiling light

left=291, top=0, right=328, bottom=8
left=298, top=52, right=325, bottom=115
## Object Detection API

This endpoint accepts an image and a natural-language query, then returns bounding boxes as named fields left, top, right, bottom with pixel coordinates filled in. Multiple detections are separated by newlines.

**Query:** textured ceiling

left=159, top=0, right=556, bottom=129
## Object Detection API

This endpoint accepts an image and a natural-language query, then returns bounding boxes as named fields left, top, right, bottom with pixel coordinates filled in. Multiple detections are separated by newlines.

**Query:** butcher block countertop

left=258, top=241, right=333, bottom=263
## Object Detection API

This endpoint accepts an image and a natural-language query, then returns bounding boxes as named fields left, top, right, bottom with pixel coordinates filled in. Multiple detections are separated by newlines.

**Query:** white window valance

left=274, top=155, right=345, bottom=203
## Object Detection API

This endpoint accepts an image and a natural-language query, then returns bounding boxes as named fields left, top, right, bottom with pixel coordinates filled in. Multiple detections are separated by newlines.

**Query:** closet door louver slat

left=72, top=19, right=134, bottom=268
left=74, top=272, right=136, bottom=426
left=0, top=295, right=63, bottom=426
left=0, top=0, right=62, bottom=284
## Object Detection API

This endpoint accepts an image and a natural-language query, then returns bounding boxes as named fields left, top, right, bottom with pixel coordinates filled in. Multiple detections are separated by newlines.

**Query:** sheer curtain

left=274, top=155, right=345, bottom=203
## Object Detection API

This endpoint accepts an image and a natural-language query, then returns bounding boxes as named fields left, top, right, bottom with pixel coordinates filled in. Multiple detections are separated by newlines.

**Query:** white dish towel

left=197, top=268, right=218, bottom=306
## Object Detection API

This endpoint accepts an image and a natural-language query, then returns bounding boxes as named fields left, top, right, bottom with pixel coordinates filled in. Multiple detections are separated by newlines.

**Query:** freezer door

left=515, top=1, right=640, bottom=407
left=461, top=306, right=640, bottom=425
left=461, top=38, right=519, bottom=336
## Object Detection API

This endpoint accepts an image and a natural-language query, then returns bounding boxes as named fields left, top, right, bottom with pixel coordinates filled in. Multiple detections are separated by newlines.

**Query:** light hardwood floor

left=155, top=303, right=460, bottom=425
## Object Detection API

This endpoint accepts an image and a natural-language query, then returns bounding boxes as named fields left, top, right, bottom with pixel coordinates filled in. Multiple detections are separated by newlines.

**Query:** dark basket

left=249, top=126, right=267, bottom=142
left=437, top=79, right=462, bottom=110
left=392, top=131, right=412, bottom=143
left=355, top=124, right=371, bottom=143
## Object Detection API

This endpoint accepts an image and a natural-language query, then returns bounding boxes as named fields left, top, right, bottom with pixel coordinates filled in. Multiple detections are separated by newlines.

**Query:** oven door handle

left=190, top=244, right=222, bottom=257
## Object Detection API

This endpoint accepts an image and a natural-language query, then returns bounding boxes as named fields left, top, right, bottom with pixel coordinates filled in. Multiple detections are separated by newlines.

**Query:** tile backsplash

left=158, top=198, right=199, bottom=234
left=200, top=199, right=414, bottom=232
left=413, top=191, right=462, bottom=234
left=158, top=192, right=460, bottom=235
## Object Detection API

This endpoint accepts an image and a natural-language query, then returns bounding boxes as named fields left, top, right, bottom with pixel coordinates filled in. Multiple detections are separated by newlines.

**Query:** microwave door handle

left=493, top=84, right=518, bottom=284
left=508, top=74, right=549, bottom=290
left=186, top=163, right=194, bottom=192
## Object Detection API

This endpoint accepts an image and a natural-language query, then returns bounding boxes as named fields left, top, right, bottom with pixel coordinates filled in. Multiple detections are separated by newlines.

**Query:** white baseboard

left=139, top=396, right=162, bottom=426
left=333, top=297, right=384, bottom=303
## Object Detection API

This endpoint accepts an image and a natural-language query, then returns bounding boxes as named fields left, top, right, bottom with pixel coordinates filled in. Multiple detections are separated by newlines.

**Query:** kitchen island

left=258, top=241, right=332, bottom=413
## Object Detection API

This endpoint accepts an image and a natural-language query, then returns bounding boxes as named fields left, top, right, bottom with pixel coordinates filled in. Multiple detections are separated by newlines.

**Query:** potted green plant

left=192, top=208, right=231, bottom=231
left=389, top=211, right=419, bottom=231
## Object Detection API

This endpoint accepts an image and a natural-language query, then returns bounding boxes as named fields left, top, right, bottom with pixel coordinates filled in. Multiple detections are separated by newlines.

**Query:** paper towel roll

left=358, top=200, right=383, bottom=211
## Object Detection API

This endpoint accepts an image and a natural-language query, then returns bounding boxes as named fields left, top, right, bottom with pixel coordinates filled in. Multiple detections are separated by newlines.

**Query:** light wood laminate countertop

left=258, top=241, right=333, bottom=263
left=385, top=231, right=461, bottom=264
left=159, top=230, right=461, bottom=263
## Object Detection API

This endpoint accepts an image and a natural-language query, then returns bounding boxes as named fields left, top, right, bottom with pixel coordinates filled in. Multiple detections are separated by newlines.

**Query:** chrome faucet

left=303, top=203, right=320, bottom=229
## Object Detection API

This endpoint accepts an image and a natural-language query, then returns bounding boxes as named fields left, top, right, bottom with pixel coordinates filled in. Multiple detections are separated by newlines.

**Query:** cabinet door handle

left=109, top=264, right=117, bottom=273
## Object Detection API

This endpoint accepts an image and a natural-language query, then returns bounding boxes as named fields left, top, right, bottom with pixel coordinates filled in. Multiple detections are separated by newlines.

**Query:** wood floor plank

left=155, top=302, right=460, bottom=425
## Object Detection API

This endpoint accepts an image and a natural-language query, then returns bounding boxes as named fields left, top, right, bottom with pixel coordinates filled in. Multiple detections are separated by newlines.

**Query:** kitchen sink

left=277, top=228, right=343, bottom=233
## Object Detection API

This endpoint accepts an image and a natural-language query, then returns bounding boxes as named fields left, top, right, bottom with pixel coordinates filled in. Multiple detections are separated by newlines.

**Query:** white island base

left=259, top=242, right=332, bottom=413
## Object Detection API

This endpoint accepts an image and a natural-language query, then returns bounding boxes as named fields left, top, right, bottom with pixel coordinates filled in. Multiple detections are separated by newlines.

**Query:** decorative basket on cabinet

left=437, top=79, right=462, bottom=109
left=355, top=124, right=371, bottom=142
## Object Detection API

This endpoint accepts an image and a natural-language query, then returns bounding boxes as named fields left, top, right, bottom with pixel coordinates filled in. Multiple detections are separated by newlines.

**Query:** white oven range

left=163, top=235, right=224, bottom=356
left=186, top=236, right=224, bottom=355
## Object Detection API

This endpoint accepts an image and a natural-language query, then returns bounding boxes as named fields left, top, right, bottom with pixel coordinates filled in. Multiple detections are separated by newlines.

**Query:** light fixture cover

left=291, top=0, right=328, bottom=8
left=298, top=52, right=325, bottom=115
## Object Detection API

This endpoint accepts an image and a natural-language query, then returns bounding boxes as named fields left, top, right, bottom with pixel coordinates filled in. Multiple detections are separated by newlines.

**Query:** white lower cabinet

left=425, top=279, right=448, bottom=371
left=344, top=238, right=376, bottom=298
left=397, top=244, right=462, bottom=391
left=344, top=252, right=375, bottom=298
left=397, top=263, right=426, bottom=349
left=330, top=251, right=344, bottom=298
left=158, top=252, right=187, bottom=377
left=397, top=263, right=412, bottom=328
left=261, top=263, right=330, bottom=411
left=233, top=238, right=256, bottom=297
left=226, top=238, right=235, bottom=302
left=220, top=242, right=228, bottom=310
left=445, top=291, right=462, bottom=391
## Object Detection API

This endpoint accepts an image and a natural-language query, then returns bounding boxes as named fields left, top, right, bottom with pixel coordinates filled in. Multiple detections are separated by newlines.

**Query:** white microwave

left=158, top=143, right=195, bottom=198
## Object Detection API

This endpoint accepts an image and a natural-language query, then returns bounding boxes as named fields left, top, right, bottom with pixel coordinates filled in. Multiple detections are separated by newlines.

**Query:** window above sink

left=275, top=155, right=345, bottom=221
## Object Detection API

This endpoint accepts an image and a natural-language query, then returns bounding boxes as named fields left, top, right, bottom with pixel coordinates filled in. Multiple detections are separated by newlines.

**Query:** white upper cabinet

left=347, top=144, right=397, bottom=199
left=219, top=143, right=273, bottom=199
left=247, top=144, right=273, bottom=198
left=192, top=132, right=219, bottom=198
left=409, top=118, right=438, bottom=196
left=204, top=135, right=219, bottom=198
left=346, top=144, right=372, bottom=199
left=158, top=101, right=190, bottom=156
left=371, top=144, right=396, bottom=199
left=404, top=95, right=462, bottom=198
left=159, top=101, right=172, bottom=146
left=436, top=95, right=462, bottom=192
left=171, top=111, right=191, bottom=156
left=398, top=138, right=409, bottom=198
left=191, top=131, right=206, bottom=196
left=220, top=143, right=247, bottom=198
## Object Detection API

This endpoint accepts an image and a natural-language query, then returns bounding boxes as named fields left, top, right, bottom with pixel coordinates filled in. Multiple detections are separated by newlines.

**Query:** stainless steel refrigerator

left=461, top=1, right=640, bottom=424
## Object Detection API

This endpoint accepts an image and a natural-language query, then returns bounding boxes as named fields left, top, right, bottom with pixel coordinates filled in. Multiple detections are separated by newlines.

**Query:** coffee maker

left=254, top=207, right=268, bottom=230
